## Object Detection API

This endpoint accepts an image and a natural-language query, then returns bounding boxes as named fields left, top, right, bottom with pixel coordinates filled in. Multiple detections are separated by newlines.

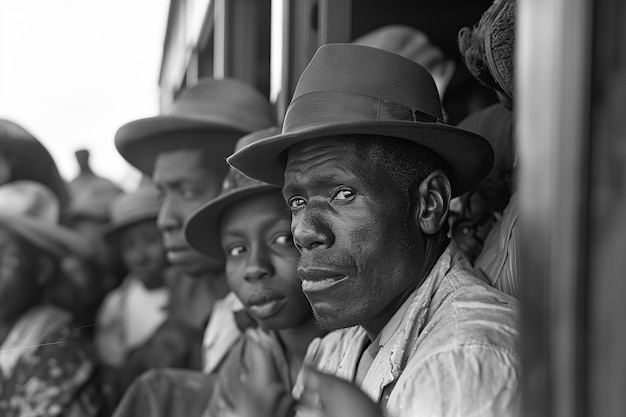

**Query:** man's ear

left=414, top=170, right=451, bottom=235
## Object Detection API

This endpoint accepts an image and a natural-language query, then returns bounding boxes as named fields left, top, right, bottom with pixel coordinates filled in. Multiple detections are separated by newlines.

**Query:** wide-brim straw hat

left=185, top=127, right=281, bottom=259
left=0, top=181, right=94, bottom=259
left=103, top=182, right=161, bottom=242
left=115, top=78, right=275, bottom=176
left=0, top=119, right=70, bottom=209
left=228, top=44, right=493, bottom=197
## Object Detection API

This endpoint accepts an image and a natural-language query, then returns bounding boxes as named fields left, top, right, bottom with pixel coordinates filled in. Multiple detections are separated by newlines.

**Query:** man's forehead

left=152, top=148, right=210, bottom=183
left=285, top=137, right=374, bottom=174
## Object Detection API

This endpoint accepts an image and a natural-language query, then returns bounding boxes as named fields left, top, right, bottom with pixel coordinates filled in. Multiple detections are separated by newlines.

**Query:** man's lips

left=298, top=268, right=347, bottom=293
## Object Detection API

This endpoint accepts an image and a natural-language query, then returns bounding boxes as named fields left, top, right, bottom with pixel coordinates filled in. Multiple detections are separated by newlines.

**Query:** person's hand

left=165, top=266, right=219, bottom=330
left=297, top=367, right=384, bottom=417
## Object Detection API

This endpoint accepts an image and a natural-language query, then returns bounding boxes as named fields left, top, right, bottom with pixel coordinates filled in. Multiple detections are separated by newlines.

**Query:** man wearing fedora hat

left=113, top=78, right=275, bottom=388
left=228, top=44, right=520, bottom=417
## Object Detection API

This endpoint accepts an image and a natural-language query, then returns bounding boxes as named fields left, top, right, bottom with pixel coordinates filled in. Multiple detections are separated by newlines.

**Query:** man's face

left=282, top=138, right=423, bottom=332
left=153, top=149, right=224, bottom=277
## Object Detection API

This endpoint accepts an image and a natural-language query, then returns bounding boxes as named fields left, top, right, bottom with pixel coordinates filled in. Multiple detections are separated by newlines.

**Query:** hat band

left=283, top=91, right=443, bottom=133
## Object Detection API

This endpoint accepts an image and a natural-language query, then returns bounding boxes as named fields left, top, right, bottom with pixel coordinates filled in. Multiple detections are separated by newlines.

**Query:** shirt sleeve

left=387, top=344, right=520, bottom=417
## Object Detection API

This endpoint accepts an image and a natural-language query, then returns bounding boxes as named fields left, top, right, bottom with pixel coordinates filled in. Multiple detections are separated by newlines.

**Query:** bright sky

left=0, top=0, right=170, bottom=191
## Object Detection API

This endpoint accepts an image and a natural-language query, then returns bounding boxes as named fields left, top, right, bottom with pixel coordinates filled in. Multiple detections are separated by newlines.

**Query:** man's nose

left=244, top=245, right=273, bottom=282
left=292, top=208, right=334, bottom=252
left=157, top=196, right=181, bottom=233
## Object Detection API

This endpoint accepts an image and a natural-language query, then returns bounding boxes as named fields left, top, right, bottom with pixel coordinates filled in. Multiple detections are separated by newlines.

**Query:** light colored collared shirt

left=202, top=291, right=244, bottom=374
left=294, top=242, right=520, bottom=417
left=95, top=276, right=168, bottom=367
left=475, top=193, right=519, bottom=298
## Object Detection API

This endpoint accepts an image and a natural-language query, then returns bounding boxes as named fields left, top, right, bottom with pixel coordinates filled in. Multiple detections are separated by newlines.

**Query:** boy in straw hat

left=0, top=181, right=101, bottom=416
left=94, top=182, right=170, bottom=410
left=113, top=78, right=275, bottom=387
left=226, top=44, right=520, bottom=417
left=184, top=127, right=326, bottom=417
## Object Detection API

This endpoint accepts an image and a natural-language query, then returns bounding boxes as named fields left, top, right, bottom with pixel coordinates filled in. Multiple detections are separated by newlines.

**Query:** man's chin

left=312, top=308, right=358, bottom=331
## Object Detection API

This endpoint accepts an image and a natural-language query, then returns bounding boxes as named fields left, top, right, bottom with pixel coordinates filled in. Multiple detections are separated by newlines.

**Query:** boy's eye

left=273, top=234, right=293, bottom=245
left=288, top=197, right=306, bottom=209
left=227, top=245, right=246, bottom=257
left=332, top=189, right=355, bottom=201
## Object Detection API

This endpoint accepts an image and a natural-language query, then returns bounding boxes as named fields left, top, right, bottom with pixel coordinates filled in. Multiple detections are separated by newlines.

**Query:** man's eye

left=227, top=245, right=246, bottom=257
left=273, top=234, right=293, bottom=245
left=333, top=189, right=355, bottom=200
left=288, top=197, right=306, bottom=209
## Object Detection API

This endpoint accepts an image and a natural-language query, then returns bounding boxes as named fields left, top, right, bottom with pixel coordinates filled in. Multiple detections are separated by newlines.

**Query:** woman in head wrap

left=453, top=0, right=519, bottom=297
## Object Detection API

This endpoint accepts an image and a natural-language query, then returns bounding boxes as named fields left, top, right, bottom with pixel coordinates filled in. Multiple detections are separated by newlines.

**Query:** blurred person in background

left=112, top=78, right=275, bottom=391
left=453, top=0, right=519, bottom=297
left=50, top=150, right=125, bottom=329
left=95, top=180, right=169, bottom=411
left=0, top=181, right=101, bottom=416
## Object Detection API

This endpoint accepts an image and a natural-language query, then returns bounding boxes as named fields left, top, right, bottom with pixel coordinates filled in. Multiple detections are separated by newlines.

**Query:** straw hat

left=115, top=78, right=276, bottom=176
left=228, top=44, right=493, bottom=197
left=0, top=181, right=94, bottom=259
left=185, top=127, right=281, bottom=259
left=0, top=119, right=70, bottom=208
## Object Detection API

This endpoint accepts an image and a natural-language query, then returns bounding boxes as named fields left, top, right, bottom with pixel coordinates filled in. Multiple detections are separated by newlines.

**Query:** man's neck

left=361, top=234, right=450, bottom=341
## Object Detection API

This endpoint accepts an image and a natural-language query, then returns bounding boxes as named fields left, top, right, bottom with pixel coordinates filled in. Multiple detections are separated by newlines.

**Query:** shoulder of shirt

left=412, top=261, right=520, bottom=363
left=304, top=326, right=366, bottom=362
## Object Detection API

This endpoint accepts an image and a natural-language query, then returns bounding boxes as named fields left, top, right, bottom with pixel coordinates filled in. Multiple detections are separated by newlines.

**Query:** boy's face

left=119, top=219, right=167, bottom=289
left=220, top=190, right=312, bottom=330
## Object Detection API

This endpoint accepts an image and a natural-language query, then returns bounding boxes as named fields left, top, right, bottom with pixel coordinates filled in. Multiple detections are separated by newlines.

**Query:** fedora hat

left=103, top=182, right=161, bottom=243
left=353, top=25, right=455, bottom=99
left=0, top=181, right=94, bottom=259
left=185, top=127, right=281, bottom=259
left=115, top=78, right=276, bottom=175
left=228, top=44, right=494, bottom=197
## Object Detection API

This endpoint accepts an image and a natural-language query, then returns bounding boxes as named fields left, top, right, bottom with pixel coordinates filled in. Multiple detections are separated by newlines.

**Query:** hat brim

left=0, top=214, right=94, bottom=259
left=103, top=211, right=159, bottom=243
left=228, top=121, right=494, bottom=197
left=116, top=115, right=249, bottom=175
left=185, top=184, right=279, bottom=259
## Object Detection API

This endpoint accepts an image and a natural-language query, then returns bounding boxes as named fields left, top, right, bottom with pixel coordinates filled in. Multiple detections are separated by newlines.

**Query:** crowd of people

left=0, top=1, right=520, bottom=416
